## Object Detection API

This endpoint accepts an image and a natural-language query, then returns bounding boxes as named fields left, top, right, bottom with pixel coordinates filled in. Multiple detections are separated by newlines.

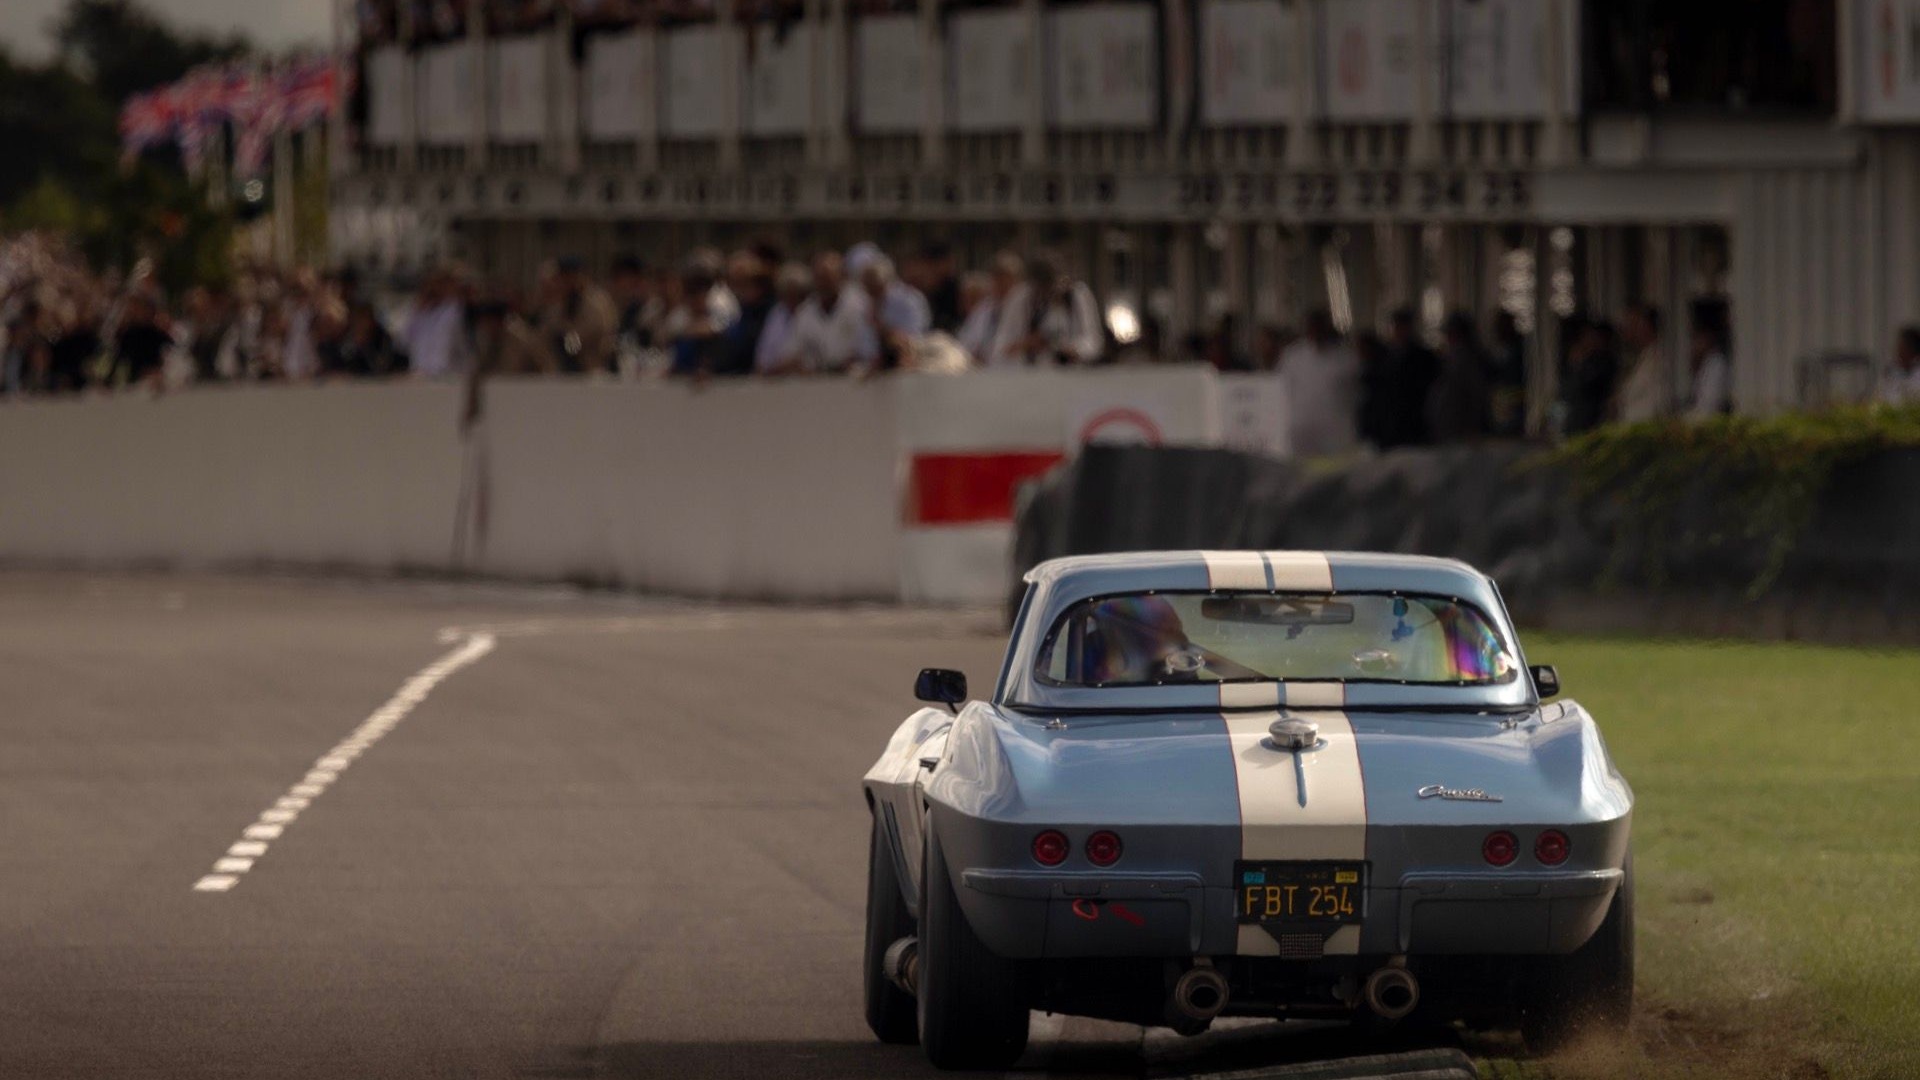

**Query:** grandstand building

left=331, top=0, right=1920, bottom=417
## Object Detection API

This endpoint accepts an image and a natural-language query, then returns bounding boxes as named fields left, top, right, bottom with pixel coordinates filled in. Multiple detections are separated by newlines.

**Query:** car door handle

left=918, top=755, right=940, bottom=771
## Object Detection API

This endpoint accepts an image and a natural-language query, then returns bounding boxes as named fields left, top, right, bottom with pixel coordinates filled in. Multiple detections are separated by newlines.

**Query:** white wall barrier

left=0, top=383, right=465, bottom=573
left=0, top=370, right=1285, bottom=603
left=477, top=378, right=901, bottom=598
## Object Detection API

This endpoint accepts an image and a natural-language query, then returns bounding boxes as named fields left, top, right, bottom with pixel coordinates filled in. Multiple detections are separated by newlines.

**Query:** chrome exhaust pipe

left=1166, top=965, right=1230, bottom=1034
left=1362, top=965, right=1420, bottom=1020
left=882, top=936, right=918, bottom=996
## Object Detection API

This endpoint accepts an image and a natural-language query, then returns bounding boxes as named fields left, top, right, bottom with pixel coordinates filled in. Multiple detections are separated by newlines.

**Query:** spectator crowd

left=7, top=231, right=1920, bottom=453
left=0, top=235, right=1120, bottom=392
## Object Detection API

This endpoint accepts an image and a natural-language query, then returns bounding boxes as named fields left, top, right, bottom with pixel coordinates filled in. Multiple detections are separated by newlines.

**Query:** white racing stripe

left=1279, top=683, right=1345, bottom=708
left=1218, top=683, right=1280, bottom=709
left=190, top=632, right=497, bottom=894
left=1226, top=710, right=1368, bottom=957
left=1262, top=551, right=1335, bottom=592
left=1203, top=550, right=1334, bottom=594
left=1202, top=551, right=1269, bottom=590
left=1201, top=552, right=1365, bottom=955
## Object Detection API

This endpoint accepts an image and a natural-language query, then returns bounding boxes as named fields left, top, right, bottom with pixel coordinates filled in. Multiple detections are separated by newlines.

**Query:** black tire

left=1523, top=850, right=1636, bottom=1053
left=918, top=827, right=1029, bottom=1070
left=864, top=812, right=919, bottom=1045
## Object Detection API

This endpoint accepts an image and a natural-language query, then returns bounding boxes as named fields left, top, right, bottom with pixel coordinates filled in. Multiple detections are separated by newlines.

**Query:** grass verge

left=1478, top=633, right=1920, bottom=1080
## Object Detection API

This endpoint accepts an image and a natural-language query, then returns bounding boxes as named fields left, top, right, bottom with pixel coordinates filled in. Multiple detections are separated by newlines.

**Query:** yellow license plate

left=1235, top=862, right=1367, bottom=924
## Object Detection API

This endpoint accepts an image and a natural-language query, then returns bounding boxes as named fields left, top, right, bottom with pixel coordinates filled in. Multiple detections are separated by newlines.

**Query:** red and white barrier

left=893, top=368, right=1232, bottom=603
left=0, top=370, right=1285, bottom=603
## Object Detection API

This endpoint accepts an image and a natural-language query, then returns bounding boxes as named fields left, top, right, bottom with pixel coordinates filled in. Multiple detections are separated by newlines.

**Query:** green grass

left=1490, top=633, right=1920, bottom=1080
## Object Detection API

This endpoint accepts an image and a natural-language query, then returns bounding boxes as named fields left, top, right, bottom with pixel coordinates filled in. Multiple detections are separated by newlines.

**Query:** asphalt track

left=0, top=572, right=1467, bottom=1080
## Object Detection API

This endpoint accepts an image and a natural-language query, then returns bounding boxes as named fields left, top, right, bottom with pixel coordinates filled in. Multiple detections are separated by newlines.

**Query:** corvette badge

left=1418, top=783, right=1503, bottom=803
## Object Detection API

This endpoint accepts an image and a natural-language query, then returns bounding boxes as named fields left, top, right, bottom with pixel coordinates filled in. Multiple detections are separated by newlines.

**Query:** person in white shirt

left=753, top=262, right=812, bottom=375
left=781, top=252, right=869, bottom=374
left=401, top=267, right=471, bottom=379
left=953, top=273, right=992, bottom=358
left=1277, top=308, right=1361, bottom=457
left=855, top=255, right=931, bottom=372
left=956, top=251, right=1023, bottom=363
left=280, top=272, right=324, bottom=381
left=1616, top=304, right=1673, bottom=423
left=1685, top=322, right=1732, bottom=418
left=1880, top=326, right=1920, bottom=405
left=988, top=253, right=1104, bottom=367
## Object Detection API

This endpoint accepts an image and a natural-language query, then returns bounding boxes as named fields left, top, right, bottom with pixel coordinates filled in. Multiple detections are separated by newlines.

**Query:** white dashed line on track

left=191, top=631, right=497, bottom=894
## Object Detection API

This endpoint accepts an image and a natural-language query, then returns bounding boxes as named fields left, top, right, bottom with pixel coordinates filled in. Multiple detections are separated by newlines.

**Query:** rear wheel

left=1523, top=850, right=1635, bottom=1053
left=863, top=812, right=919, bottom=1045
left=918, top=827, right=1029, bottom=1069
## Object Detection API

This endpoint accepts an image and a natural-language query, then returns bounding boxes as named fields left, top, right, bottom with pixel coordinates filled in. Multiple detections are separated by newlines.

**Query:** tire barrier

left=1013, top=445, right=1920, bottom=644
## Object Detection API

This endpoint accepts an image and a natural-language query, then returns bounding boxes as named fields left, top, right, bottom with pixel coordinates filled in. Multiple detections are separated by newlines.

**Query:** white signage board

left=1199, top=0, right=1299, bottom=126
left=856, top=14, right=924, bottom=134
left=418, top=40, right=480, bottom=146
left=949, top=9, right=1034, bottom=132
left=745, top=22, right=814, bottom=136
left=366, top=45, right=410, bottom=145
left=1858, top=0, right=1920, bottom=121
left=490, top=35, right=550, bottom=142
left=662, top=24, right=731, bottom=137
left=1321, top=0, right=1421, bottom=120
left=1047, top=3, right=1159, bottom=128
left=1216, top=373, right=1290, bottom=456
left=1443, top=0, right=1550, bottom=119
left=582, top=29, right=655, bottom=140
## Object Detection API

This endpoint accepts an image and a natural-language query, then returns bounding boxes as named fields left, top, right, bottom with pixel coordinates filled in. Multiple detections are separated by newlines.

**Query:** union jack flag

left=282, top=59, right=341, bottom=130
left=118, top=90, right=176, bottom=159
left=115, top=57, right=343, bottom=175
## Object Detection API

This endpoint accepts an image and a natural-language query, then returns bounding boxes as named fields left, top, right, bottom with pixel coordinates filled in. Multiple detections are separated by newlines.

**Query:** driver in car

left=1077, top=595, right=1199, bottom=684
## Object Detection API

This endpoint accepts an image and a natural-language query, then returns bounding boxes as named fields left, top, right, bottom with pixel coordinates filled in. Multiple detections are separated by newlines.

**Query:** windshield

left=1035, top=592, right=1518, bottom=688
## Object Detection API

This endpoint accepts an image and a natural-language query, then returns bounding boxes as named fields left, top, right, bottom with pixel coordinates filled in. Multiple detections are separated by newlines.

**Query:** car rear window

left=1035, top=592, right=1518, bottom=688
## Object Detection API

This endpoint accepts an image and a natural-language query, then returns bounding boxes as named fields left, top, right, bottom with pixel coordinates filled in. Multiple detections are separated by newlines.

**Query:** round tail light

left=1085, top=831, right=1123, bottom=867
left=1535, top=830, right=1571, bottom=866
left=1483, top=830, right=1519, bottom=867
left=1032, top=830, right=1070, bottom=867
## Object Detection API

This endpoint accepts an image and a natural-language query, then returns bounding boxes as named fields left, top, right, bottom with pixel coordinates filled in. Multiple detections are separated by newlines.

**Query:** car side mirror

left=1530, top=665, right=1561, bottom=699
left=915, top=668, right=968, bottom=713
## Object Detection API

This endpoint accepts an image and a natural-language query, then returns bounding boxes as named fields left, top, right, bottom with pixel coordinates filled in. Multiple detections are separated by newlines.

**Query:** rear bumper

left=962, top=869, right=1211, bottom=956
left=956, top=866, right=1621, bottom=960
left=1394, top=868, right=1622, bottom=954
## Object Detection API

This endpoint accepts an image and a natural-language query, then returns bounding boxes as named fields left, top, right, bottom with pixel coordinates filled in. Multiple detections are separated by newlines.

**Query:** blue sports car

left=862, top=551, right=1634, bottom=1069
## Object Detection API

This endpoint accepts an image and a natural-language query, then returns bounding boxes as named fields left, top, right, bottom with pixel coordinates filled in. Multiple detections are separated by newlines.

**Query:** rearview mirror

left=915, top=668, right=968, bottom=713
left=1200, top=596, right=1355, bottom=626
left=1530, top=665, right=1561, bottom=699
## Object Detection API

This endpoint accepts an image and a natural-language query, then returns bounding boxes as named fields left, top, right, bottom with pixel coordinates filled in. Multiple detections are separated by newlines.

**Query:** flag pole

left=274, top=62, right=296, bottom=267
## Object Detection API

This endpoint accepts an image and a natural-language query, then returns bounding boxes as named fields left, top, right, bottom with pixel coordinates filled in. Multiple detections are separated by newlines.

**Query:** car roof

left=1000, top=551, right=1532, bottom=712
left=1022, top=550, right=1489, bottom=596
